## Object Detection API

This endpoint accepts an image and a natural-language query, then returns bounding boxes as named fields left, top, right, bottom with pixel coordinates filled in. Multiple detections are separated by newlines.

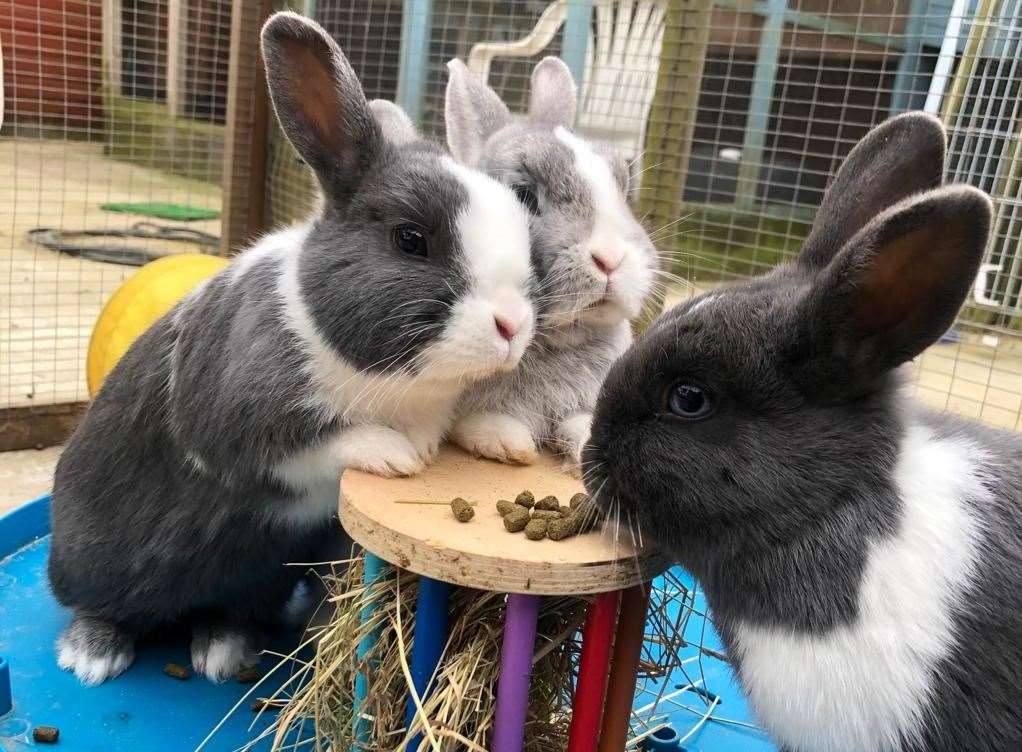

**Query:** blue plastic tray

left=1, top=496, right=774, bottom=751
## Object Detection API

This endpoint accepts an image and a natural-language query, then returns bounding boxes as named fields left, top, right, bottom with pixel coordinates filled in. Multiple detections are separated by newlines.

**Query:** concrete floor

left=0, top=138, right=220, bottom=410
left=0, top=445, right=60, bottom=514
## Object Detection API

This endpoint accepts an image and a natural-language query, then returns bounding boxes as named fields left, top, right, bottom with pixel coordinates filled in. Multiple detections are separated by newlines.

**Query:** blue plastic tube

left=405, top=576, right=451, bottom=750
left=352, top=553, right=388, bottom=748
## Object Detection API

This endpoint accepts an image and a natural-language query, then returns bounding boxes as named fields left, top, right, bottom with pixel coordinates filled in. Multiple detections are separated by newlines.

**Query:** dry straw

left=226, top=558, right=701, bottom=751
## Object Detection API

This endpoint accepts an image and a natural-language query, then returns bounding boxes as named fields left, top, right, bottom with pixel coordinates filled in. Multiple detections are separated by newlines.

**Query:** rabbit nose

left=592, top=251, right=623, bottom=275
left=494, top=314, right=518, bottom=342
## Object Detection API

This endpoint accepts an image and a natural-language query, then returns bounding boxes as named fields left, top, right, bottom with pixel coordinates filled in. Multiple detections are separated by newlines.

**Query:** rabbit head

left=582, top=112, right=993, bottom=564
left=262, top=13, right=535, bottom=384
left=444, top=57, right=656, bottom=331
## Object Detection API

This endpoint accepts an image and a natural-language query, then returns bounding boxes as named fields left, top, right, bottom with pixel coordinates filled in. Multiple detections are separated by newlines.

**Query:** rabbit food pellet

left=570, top=492, right=588, bottom=510
left=496, top=499, right=516, bottom=516
left=530, top=509, right=561, bottom=520
left=547, top=514, right=581, bottom=541
left=535, top=495, right=560, bottom=512
left=515, top=490, right=535, bottom=508
left=525, top=518, right=548, bottom=540
left=503, top=507, right=530, bottom=532
left=236, top=667, right=261, bottom=683
left=450, top=497, right=474, bottom=522
left=163, top=661, right=191, bottom=680
left=32, top=726, right=59, bottom=744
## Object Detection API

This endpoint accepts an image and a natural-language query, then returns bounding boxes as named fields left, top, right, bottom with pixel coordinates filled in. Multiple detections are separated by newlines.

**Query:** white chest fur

left=733, top=424, right=988, bottom=752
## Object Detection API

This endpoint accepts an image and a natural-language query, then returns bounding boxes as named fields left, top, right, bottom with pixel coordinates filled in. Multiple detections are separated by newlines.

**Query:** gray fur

left=584, top=113, right=1021, bottom=750
left=446, top=57, right=656, bottom=462
left=368, top=99, right=418, bottom=146
left=48, top=13, right=501, bottom=683
left=528, top=56, right=576, bottom=127
left=444, top=58, right=512, bottom=167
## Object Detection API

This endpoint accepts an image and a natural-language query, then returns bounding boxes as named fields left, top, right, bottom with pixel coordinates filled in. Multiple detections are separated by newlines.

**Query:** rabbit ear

left=261, top=12, right=381, bottom=203
left=444, top=58, right=512, bottom=166
left=794, top=185, right=991, bottom=396
left=368, top=99, right=418, bottom=146
left=528, top=56, right=576, bottom=127
left=799, top=112, right=947, bottom=271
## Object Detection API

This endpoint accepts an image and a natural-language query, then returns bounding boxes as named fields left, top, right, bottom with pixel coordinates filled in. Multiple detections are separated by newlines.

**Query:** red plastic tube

left=567, top=590, right=622, bottom=752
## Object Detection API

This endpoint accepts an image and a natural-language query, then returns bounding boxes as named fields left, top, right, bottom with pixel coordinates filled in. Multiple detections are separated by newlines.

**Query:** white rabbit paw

left=191, top=623, right=261, bottom=683
left=57, top=614, right=136, bottom=686
left=554, top=412, right=592, bottom=473
left=339, top=425, right=426, bottom=477
left=452, top=413, right=538, bottom=465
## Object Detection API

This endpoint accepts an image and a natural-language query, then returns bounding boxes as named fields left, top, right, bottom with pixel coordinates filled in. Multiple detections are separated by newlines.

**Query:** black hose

left=26, top=222, right=220, bottom=266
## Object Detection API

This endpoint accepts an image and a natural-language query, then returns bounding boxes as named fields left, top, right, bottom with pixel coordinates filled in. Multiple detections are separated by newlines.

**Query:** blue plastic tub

left=1, top=495, right=775, bottom=751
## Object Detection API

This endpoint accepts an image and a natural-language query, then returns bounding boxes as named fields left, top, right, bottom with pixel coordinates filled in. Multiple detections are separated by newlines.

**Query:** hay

left=236, top=558, right=699, bottom=752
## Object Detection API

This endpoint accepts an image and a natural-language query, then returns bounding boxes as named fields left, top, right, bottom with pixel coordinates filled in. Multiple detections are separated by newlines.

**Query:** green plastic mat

left=100, top=202, right=220, bottom=221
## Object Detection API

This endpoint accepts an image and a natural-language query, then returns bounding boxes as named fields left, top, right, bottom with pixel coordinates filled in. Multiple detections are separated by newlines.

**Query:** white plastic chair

left=468, top=0, right=667, bottom=161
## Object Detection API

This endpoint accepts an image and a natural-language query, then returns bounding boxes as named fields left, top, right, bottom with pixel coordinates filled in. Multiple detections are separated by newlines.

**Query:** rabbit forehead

left=440, top=156, right=532, bottom=293
left=552, top=127, right=628, bottom=222
left=649, top=275, right=803, bottom=377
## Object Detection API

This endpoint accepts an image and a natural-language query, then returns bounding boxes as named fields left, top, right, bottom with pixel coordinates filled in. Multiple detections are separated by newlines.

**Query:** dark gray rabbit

left=443, top=57, right=657, bottom=470
left=48, top=12, right=535, bottom=685
left=584, top=112, right=1022, bottom=751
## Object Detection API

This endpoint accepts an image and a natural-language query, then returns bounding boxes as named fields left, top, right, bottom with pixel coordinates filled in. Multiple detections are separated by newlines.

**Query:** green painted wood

left=633, top=0, right=714, bottom=333
left=890, top=2, right=930, bottom=113
left=396, top=0, right=435, bottom=125
left=734, top=0, right=785, bottom=207
left=562, top=0, right=595, bottom=95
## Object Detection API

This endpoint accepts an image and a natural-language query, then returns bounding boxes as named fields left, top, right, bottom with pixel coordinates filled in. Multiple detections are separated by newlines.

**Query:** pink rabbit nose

left=494, top=315, right=518, bottom=342
left=592, top=251, right=623, bottom=275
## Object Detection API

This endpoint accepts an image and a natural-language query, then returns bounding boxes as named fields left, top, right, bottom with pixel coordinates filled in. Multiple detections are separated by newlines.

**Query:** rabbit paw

left=57, top=613, right=135, bottom=686
left=452, top=413, right=538, bottom=465
left=554, top=412, right=592, bottom=472
left=191, top=623, right=261, bottom=683
left=339, top=424, right=426, bottom=477
left=404, top=426, right=442, bottom=465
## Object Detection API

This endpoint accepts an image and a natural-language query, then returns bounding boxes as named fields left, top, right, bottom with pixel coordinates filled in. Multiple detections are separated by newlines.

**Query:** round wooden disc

left=340, top=445, right=671, bottom=595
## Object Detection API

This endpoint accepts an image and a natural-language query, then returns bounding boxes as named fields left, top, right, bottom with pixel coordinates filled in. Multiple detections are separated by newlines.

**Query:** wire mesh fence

left=4, top=0, right=1022, bottom=434
left=1, top=0, right=229, bottom=421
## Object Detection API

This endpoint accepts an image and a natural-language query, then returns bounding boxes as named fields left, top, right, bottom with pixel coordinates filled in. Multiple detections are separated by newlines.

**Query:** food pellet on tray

left=496, top=499, right=516, bottom=516
left=515, top=490, right=535, bottom=509
left=574, top=499, right=602, bottom=533
left=548, top=514, right=583, bottom=541
left=559, top=506, right=572, bottom=517
left=163, top=661, right=191, bottom=680
left=451, top=497, right=474, bottom=522
left=504, top=507, right=530, bottom=532
left=525, top=518, right=549, bottom=540
left=236, top=667, right=261, bottom=683
left=569, top=492, right=589, bottom=510
left=535, top=495, right=560, bottom=512
left=530, top=509, right=561, bottom=520
left=32, top=726, right=60, bottom=744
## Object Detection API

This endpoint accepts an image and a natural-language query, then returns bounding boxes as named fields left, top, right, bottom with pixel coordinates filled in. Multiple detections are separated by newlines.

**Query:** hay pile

left=238, top=557, right=696, bottom=752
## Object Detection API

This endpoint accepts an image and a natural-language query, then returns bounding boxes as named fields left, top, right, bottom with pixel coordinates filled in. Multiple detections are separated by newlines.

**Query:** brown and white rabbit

left=584, top=112, right=1022, bottom=751
left=48, top=12, right=535, bottom=685
left=443, top=57, right=657, bottom=470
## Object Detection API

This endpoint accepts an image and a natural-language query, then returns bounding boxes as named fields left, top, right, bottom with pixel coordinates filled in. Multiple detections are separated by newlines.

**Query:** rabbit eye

left=512, top=184, right=540, bottom=215
left=393, top=225, right=428, bottom=257
left=667, top=383, right=714, bottom=420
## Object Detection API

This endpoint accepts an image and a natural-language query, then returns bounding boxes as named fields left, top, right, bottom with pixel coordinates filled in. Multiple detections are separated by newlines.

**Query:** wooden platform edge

left=340, top=495, right=673, bottom=596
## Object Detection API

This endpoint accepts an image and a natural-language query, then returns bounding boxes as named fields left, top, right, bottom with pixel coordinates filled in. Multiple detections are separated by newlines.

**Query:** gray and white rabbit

left=48, top=12, right=535, bottom=686
left=442, top=57, right=657, bottom=469
left=584, top=111, right=1022, bottom=751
